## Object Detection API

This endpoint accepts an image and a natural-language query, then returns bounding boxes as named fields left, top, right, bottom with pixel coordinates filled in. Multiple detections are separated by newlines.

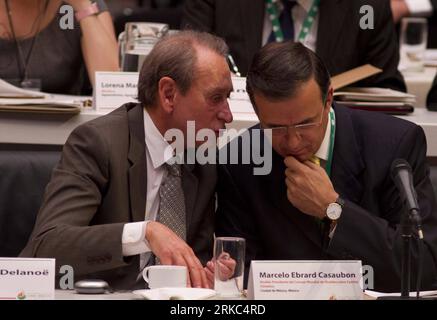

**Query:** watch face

left=327, top=203, right=342, bottom=220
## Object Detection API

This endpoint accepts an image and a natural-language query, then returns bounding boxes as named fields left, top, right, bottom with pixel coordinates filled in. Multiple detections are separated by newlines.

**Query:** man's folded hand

left=146, top=221, right=209, bottom=288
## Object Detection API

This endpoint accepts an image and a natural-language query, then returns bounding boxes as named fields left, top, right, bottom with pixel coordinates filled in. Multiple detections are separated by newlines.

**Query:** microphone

left=390, top=159, right=423, bottom=239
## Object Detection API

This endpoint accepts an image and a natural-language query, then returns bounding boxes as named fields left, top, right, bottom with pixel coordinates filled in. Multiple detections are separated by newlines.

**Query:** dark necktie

left=157, top=163, right=187, bottom=241
left=153, top=163, right=187, bottom=265
left=268, top=0, right=296, bottom=43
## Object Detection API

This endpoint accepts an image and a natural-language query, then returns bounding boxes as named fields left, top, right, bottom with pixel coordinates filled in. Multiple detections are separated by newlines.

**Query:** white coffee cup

left=143, top=265, right=188, bottom=289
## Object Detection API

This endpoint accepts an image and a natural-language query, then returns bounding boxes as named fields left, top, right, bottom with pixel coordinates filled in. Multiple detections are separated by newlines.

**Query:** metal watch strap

left=336, top=196, right=345, bottom=207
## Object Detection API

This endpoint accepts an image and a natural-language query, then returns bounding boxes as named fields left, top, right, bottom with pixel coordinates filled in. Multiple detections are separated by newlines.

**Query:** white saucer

left=132, top=287, right=216, bottom=300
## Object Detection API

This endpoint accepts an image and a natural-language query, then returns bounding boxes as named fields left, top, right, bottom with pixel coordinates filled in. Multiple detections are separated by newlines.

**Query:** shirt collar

left=143, top=108, right=174, bottom=169
left=314, top=109, right=333, bottom=161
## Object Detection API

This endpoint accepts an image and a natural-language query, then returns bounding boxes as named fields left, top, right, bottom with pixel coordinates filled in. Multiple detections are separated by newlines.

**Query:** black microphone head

left=390, top=158, right=421, bottom=227
left=391, top=158, right=412, bottom=180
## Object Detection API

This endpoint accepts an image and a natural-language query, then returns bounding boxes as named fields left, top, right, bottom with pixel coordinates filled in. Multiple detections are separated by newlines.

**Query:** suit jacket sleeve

left=360, top=0, right=406, bottom=91
left=327, top=125, right=437, bottom=290
left=181, top=0, right=215, bottom=31
left=20, top=122, right=129, bottom=276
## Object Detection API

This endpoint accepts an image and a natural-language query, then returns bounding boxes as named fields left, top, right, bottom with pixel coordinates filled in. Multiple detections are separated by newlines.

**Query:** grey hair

left=137, top=30, right=229, bottom=107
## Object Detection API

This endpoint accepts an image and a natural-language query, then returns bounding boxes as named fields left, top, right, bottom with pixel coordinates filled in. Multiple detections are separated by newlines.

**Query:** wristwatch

left=326, top=197, right=345, bottom=221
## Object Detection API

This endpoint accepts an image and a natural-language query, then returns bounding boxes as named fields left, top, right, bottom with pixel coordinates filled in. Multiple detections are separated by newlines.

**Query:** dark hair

left=137, top=30, right=228, bottom=107
left=246, top=41, right=331, bottom=111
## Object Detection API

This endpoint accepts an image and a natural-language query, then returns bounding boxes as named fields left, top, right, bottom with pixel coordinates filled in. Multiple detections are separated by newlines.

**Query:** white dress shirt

left=404, top=0, right=433, bottom=16
left=121, top=108, right=174, bottom=257
left=262, top=0, right=319, bottom=51
left=314, top=108, right=332, bottom=162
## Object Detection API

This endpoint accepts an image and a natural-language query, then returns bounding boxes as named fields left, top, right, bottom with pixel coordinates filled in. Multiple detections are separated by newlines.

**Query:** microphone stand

left=379, top=208, right=427, bottom=300
left=380, top=159, right=434, bottom=300
left=400, top=209, right=413, bottom=298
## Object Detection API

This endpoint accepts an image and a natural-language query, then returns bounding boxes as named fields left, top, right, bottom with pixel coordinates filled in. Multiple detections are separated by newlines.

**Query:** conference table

left=54, top=288, right=437, bottom=300
left=55, top=289, right=139, bottom=300
left=54, top=289, right=375, bottom=300
left=54, top=289, right=247, bottom=300
left=1, top=97, right=437, bottom=159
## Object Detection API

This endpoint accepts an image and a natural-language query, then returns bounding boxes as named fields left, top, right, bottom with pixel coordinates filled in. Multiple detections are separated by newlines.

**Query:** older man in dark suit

left=21, top=31, right=234, bottom=290
left=216, top=41, right=437, bottom=292
left=183, top=0, right=406, bottom=91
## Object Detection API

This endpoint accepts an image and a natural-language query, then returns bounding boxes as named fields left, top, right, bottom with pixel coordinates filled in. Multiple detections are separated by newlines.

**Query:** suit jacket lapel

left=127, top=103, right=148, bottom=222
left=330, top=105, right=365, bottom=203
left=317, top=0, right=349, bottom=71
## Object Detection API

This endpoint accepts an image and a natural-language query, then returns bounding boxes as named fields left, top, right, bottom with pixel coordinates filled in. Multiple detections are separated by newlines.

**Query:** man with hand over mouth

left=216, top=41, right=437, bottom=292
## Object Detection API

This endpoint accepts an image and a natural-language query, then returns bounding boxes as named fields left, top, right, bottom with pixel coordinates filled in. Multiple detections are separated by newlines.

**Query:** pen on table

left=227, top=54, right=241, bottom=77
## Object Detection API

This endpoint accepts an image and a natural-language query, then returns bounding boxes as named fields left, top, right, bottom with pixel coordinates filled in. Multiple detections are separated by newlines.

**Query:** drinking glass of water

left=118, top=22, right=169, bottom=72
left=400, top=18, right=428, bottom=72
left=213, top=237, right=245, bottom=298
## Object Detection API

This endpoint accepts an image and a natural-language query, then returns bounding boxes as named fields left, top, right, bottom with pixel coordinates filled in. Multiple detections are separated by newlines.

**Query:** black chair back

left=0, top=150, right=60, bottom=257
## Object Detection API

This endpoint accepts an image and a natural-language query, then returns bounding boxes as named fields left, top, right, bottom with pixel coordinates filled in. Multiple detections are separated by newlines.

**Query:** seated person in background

left=0, top=0, right=119, bottom=95
left=216, top=41, right=437, bottom=292
left=20, top=30, right=234, bottom=290
left=391, top=0, right=437, bottom=48
left=427, top=74, right=437, bottom=110
left=182, top=0, right=406, bottom=91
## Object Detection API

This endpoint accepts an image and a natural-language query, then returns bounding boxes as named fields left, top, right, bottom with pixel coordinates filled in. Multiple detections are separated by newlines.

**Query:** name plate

left=229, top=76, right=249, bottom=101
left=94, top=72, right=139, bottom=111
left=0, top=258, right=55, bottom=300
left=247, top=260, right=363, bottom=300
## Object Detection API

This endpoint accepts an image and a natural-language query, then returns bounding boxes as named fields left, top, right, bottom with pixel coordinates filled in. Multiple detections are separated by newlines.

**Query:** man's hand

left=204, top=253, right=237, bottom=289
left=146, top=221, right=210, bottom=288
left=284, top=156, right=338, bottom=219
left=391, top=0, right=410, bottom=23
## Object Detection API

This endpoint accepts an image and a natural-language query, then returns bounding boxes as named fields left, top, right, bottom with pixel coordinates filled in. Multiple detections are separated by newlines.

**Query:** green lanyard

left=265, top=0, right=320, bottom=42
left=325, top=108, right=336, bottom=177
